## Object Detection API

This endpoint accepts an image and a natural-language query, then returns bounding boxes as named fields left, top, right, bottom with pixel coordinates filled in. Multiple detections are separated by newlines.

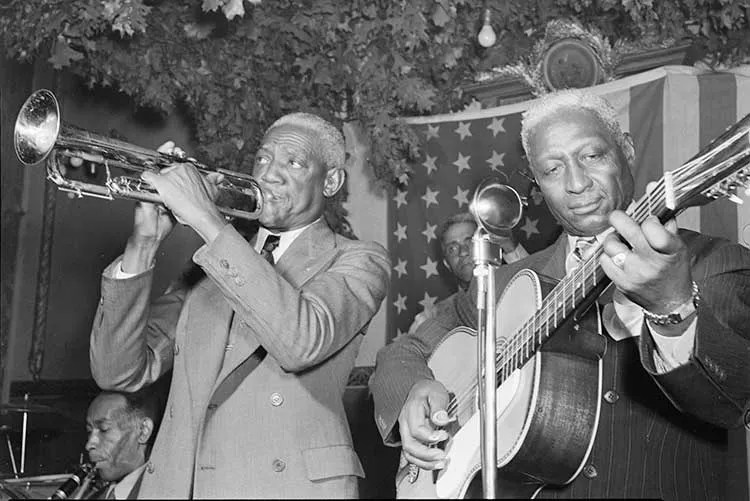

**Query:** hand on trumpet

left=140, top=141, right=228, bottom=243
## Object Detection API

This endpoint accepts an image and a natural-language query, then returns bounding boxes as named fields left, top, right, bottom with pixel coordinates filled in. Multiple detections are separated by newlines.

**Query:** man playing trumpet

left=90, top=113, right=390, bottom=498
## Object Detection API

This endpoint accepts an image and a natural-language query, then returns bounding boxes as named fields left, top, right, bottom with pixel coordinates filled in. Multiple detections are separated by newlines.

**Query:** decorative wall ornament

left=476, top=19, right=620, bottom=96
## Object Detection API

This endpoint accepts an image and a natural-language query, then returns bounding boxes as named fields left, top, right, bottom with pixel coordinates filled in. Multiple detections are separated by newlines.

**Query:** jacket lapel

left=210, top=219, right=336, bottom=394
left=539, top=232, right=569, bottom=281
left=275, top=219, right=337, bottom=289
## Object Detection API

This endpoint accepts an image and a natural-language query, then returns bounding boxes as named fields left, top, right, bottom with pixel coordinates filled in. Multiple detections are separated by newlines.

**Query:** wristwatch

left=642, top=281, right=701, bottom=326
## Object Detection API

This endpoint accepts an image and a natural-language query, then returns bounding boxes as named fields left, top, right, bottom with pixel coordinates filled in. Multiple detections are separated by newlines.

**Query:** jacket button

left=234, top=277, right=245, bottom=286
left=270, top=392, right=284, bottom=407
left=174, top=344, right=180, bottom=356
left=220, top=259, right=230, bottom=268
left=583, top=464, right=597, bottom=479
left=272, top=459, right=286, bottom=472
left=169, top=405, right=174, bottom=418
left=207, top=403, right=218, bottom=411
left=146, top=461, right=155, bottom=474
left=603, top=390, right=619, bottom=404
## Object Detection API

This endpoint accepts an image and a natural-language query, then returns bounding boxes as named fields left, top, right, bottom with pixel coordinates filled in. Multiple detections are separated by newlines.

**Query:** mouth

left=569, top=198, right=602, bottom=215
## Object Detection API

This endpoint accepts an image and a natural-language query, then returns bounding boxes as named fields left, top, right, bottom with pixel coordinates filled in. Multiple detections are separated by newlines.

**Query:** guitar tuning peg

left=728, top=194, right=744, bottom=205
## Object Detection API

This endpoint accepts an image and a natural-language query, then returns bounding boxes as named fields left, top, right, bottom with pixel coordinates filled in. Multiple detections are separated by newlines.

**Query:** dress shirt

left=104, top=463, right=146, bottom=500
left=564, top=231, right=697, bottom=373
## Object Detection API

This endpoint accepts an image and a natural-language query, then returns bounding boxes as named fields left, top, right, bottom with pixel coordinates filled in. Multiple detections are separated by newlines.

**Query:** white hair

left=267, top=112, right=346, bottom=171
left=520, top=89, right=629, bottom=165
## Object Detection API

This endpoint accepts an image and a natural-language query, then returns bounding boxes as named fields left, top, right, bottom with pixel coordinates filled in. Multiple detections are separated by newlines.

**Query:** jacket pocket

left=302, top=444, right=365, bottom=481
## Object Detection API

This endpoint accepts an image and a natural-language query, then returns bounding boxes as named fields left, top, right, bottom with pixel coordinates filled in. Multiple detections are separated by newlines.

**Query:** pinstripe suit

left=370, top=230, right=750, bottom=500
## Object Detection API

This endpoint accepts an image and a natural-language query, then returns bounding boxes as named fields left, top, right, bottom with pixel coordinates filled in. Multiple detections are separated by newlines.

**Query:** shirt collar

left=255, top=218, right=320, bottom=260
left=111, top=463, right=146, bottom=500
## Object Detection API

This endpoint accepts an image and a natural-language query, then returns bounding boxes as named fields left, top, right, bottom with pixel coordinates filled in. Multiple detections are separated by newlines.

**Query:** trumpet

left=14, top=89, right=263, bottom=220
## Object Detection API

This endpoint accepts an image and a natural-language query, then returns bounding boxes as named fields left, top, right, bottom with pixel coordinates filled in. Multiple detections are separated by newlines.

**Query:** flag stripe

left=664, top=73, right=702, bottom=232
left=698, top=72, right=738, bottom=243
left=629, top=78, right=665, bottom=198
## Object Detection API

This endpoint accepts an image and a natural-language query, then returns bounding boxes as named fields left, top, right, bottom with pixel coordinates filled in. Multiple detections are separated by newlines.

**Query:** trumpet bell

left=14, top=89, right=61, bottom=165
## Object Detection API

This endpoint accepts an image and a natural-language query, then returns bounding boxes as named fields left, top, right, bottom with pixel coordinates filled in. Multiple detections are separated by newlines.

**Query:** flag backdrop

left=386, top=65, right=750, bottom=344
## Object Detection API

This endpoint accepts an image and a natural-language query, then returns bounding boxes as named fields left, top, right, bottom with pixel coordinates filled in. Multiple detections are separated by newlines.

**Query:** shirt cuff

left=648, top=317, right=697, bottom=373
left=110, top=259, right=153, bottom=279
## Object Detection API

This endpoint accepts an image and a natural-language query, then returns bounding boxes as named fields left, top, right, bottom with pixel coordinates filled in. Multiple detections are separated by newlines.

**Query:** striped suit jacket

left=370, top=230, right=750, bottom=500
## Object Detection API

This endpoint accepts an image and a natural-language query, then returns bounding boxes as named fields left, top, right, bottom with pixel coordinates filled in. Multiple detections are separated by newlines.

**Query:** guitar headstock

left=665, top=114, right=750, bottom=214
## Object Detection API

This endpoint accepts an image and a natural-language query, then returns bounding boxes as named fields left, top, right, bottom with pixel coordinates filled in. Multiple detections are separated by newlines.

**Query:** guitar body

left=396, top=269, right=604, bottom=499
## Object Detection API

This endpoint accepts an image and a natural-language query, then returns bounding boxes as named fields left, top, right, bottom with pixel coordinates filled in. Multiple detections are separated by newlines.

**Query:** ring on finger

left=612, top=252, right=627, bottom=268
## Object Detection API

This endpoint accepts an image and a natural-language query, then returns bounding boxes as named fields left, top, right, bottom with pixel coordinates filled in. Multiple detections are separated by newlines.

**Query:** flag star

left=394, top=190, right=407, bottom=208
left=398, top=172, right=410, bottom=185
left=421, top=187, right=439, bottom=207
left=520, top=217, right=540, bottom=238
left=453, top=186, right=470, bottom=208
left=530, top=185, right=545, bottom=205
left=487, top=117, right=506, bottom=136
left=393, top=259, right=407, bottom=278
left=422, top=222, right=437, bottom=243
left=424, top=124, right=440, bottom=141
left=420, top=257, right=439, bottom=278
left=393, top=294, right=407, bottom=314
left=423, top=155, right=438, bottom=175
left=394, top=223, right=407, bottom=242
left=486, top=151, right=505, bottom=172
left=454, top=121, right=472, bottom=140
left=453, top=153, right=471, bottom=173
left=418, top=292, right=438, bottom=310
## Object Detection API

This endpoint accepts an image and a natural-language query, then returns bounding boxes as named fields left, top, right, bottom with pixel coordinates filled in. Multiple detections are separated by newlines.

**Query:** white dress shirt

left=104, top=463, right=146, bottom=500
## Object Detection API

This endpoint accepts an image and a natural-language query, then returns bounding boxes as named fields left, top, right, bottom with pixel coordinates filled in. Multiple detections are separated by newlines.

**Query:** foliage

left=1, top=0, right=748, bottom=218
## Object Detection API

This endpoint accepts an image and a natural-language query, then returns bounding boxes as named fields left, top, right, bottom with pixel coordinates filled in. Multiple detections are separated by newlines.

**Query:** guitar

left=395, top=113, right=750, bottom=499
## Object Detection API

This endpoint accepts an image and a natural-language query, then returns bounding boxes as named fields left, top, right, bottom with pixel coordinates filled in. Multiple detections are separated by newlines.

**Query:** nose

left=85, top=432, right=97, bottom=452
left=258, top=158, right=284, bottom=186
left=565, top=161, right=593, bottom=194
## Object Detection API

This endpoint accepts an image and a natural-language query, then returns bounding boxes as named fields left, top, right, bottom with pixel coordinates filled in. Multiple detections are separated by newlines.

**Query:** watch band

left=642, top=281, right=701, bottom=326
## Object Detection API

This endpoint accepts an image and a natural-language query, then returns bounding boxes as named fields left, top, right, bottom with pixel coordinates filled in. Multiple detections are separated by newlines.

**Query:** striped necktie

left=260, top=234, right=281, bottom=265
left=566, top=237, right=597, bottom=275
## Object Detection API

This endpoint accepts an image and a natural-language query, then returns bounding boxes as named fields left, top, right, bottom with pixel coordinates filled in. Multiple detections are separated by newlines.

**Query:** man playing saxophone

left=89, top=113, right=390, bottom=498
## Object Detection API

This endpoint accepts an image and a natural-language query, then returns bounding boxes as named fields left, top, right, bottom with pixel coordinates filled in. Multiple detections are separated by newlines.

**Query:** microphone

left=49, top=463, right=95, bottom=500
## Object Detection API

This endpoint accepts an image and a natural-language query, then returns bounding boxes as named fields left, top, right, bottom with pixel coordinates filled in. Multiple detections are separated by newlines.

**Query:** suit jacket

left=90, top=220, right=390, bottom=499
left=370, top=230, right=750, bottom=500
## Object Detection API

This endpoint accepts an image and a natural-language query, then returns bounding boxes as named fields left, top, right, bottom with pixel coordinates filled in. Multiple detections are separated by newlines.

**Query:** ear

left=323, top=168, right=345, bottom=198
left=137, top=417, right=154, bottom=445
left=622, top=132, right=636, bottom=164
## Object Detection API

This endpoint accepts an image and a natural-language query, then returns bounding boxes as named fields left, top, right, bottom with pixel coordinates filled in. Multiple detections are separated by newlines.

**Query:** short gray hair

left=267, top=112, right=346, bottom=171
left=520, top=90, right=629, bottom=165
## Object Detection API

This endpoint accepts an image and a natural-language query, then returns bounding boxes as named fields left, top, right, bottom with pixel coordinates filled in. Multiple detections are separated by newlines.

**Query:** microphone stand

left=472, top=228, right=502, bottom=499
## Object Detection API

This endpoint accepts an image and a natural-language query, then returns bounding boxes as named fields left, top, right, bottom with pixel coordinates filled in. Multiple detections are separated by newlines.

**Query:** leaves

left=0, top=0, right=747, bottom=197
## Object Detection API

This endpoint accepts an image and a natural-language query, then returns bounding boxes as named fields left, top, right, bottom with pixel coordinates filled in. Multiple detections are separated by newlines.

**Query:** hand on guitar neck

left=600, top=210, right=696, bottom=333
left=397, top=379, right=454, bottom=470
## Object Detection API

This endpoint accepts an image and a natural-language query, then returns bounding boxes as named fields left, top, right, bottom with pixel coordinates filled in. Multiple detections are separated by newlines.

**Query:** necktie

left=566, top=237, right=597, bottom=275
left=260, top=234, right=281, bottom=265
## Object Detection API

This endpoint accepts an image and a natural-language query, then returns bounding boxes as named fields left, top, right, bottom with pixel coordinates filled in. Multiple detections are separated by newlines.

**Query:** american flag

left=385, top=65, right=750, bottom=344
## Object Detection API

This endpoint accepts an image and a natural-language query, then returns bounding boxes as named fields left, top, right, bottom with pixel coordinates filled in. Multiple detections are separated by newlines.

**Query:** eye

left=544, top=164, right=562, bottom=176
left=288, top=159, right=304, bottom=169
left=254, top=155, right=269, bottom=166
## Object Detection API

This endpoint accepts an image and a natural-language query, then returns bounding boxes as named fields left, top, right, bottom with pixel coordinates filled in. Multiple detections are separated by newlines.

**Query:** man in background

left=83, top=383, right=166, bottom=499
left=407, top=210, right=527, bottom=335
